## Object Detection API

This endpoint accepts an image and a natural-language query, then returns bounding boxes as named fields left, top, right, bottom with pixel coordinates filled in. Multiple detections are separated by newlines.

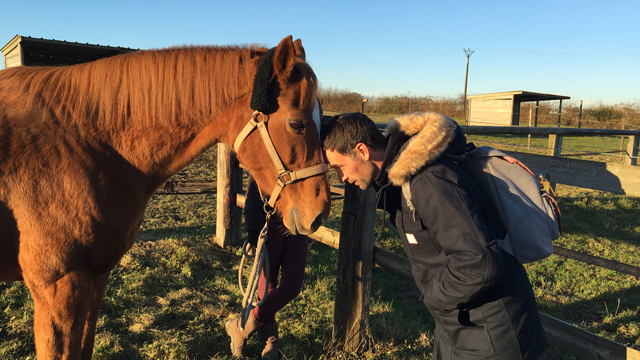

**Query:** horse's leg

left=27, top=270, right=93, bottom=360
left=80, top=271, right=111, bottom=360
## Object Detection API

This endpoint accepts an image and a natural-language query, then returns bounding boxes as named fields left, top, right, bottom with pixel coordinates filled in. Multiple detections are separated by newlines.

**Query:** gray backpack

left=402, top=145, right=561, bottom=263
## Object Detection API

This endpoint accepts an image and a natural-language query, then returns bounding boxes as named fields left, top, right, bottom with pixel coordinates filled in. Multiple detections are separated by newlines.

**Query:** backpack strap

left=442, top=153, right=468, bottom=164
left=401, top=181, right=417, bottom=221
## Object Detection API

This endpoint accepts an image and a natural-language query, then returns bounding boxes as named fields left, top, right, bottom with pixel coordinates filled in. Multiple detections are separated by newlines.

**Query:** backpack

left=401, top=145, right=562, bottom=263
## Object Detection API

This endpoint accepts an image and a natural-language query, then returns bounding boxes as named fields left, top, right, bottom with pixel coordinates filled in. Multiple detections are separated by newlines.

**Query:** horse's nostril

left=310, top=213, right=324, bottom=232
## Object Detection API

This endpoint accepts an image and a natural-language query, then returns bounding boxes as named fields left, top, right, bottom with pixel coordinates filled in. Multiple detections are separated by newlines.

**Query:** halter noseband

left=233, top=110, right=327, bottom=208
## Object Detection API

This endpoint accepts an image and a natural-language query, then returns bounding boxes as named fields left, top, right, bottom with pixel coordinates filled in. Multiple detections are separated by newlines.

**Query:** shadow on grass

left=557, top=194, right=640, bottom=248
left=94, top=231, right=244, bottom=359
left=137, top=224, right=218, bottom=243
left=538, top=281, right=640, bottom=349
left=0, top=328, right=35, bottom=359
left=368, top=271, right=435, bottom=358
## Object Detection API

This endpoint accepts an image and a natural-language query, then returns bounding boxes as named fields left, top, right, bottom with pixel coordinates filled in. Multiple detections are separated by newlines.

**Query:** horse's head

left=234, top=36, right=330, bottom=235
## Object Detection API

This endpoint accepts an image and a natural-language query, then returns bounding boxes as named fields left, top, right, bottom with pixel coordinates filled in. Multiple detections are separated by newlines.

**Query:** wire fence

left=468, top=138, right=639, bottom=161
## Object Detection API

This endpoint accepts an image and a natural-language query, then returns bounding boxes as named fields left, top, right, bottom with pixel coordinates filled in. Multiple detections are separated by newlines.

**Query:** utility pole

left=463, top=48, right=474, bottom=120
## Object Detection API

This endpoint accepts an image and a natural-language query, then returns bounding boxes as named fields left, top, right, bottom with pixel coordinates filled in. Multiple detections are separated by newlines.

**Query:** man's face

left=325, top=148, right=378, bottom=190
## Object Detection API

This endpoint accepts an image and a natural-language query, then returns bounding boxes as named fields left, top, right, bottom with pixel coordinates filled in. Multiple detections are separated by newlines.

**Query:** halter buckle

left=278, top=172, right=295, bottom=186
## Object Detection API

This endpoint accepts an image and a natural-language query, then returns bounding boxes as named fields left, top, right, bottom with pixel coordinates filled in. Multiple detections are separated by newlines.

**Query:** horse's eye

left=288, top=119, right=305, bottom=132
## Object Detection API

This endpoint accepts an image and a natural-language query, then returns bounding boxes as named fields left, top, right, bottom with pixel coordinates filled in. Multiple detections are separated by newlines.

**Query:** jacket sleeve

left=411, top=169, right=504, bottom=311
left=243, top=176, right=267, bottom=246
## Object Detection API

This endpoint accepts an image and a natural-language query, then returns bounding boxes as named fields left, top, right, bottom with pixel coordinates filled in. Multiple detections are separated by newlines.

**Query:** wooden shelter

left=467, top=91, right=570, bottom=126
left=1, top=35, right=138, bottom=68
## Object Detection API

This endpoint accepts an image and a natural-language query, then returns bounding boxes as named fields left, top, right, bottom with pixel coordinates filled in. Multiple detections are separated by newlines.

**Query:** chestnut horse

left=0, top=35, right=330, bottom=359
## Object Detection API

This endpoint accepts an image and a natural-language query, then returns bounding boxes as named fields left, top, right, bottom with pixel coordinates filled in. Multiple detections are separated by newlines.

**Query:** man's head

left=320, top=113, right=386, bottom=190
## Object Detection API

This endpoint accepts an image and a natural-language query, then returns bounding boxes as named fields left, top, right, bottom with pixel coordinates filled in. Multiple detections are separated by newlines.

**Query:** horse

left=0, top=35, right=331, bottom=359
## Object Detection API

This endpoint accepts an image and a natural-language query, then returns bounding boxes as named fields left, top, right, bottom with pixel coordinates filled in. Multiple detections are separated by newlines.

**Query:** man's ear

left=354, top=143, right=370, bottom=160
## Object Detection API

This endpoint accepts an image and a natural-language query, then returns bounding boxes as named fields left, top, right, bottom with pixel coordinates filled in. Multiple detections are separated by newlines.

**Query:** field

left=1, top=130, right=639, bottom=359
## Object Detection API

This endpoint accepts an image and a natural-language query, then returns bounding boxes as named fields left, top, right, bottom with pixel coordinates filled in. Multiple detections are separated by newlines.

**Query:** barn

left=1, top=35, right=138, bottom=68
left=466, top=90, right=570, bottom=126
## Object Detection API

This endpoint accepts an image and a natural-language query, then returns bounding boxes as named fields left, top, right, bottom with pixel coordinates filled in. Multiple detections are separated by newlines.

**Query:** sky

left=1, top=0, right=639, bottom=106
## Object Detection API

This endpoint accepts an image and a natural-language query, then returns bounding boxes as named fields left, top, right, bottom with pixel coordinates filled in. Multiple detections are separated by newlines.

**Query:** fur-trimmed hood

left=381, top=112, right=466, bottom=186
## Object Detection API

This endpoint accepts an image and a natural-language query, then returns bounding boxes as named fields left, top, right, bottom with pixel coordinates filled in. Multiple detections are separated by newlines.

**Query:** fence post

left=578, top=100, right=583, bottom=128
left=626, top=135, right=639, bottom=166
left=546, top=134, right=563, bottom=190
left=333, top=183, right=376, bottom=352
left=528, top=108, right=532, bottom=150
left=215, top=143, right=243, bottom=248
left=547, top=134, right=563, bottom=157
left=557, top=99, right=563, bottom=127
left=620, top=120, right=626, bottom=155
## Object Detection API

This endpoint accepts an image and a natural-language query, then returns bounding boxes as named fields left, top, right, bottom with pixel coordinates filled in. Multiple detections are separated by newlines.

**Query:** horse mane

left=4, top=44, right=278, bottom=130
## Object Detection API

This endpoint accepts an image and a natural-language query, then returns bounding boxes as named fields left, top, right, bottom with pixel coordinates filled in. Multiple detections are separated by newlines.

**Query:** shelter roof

left=467, top=91, right=570, bottom=102
left=1, top=35, right=139, bottom=66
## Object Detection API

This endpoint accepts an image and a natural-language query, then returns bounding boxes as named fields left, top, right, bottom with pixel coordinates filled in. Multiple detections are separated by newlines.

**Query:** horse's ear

left=274, top=35, right=297, bottom=80
left=293, top=39, right=306, bottom=61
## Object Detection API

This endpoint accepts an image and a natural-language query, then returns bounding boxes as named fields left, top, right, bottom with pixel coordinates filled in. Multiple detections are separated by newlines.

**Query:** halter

left=233, top=103, right=326, bottom=330
left=234, top=48, right=326, bottom=330
left=232, top=107, right=327, bottom=208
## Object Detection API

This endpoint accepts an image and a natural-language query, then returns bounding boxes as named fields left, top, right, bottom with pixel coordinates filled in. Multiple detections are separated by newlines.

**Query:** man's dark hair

left=320, top=113, right=386, bottom=155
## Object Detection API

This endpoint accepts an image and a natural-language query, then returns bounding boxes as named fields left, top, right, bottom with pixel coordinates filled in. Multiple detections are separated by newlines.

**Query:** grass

left=1, top=134, right=639, bottom=359
left=465, top=133, right=633, bottom=164
left=528, top=186, right=640, bottom=349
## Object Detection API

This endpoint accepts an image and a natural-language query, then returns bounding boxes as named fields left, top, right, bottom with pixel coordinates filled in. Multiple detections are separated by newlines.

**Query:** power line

left=476, top=49, right=640, bottom=58
left=315, top=50, right=460, bottom=70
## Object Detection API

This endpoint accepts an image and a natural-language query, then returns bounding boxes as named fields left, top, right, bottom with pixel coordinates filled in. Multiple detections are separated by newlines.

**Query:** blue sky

left=2, top=0, right=638, bottom=106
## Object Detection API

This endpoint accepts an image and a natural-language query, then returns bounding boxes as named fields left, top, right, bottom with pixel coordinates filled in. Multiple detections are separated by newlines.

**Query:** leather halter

left=233, top=109, right=327, bottom=208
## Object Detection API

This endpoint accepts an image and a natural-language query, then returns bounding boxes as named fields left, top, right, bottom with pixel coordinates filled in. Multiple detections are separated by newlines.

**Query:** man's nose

left=337, top=169, right=347, bottom=183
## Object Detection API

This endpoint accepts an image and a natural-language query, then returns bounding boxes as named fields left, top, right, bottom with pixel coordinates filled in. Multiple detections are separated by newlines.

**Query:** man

left=321, top=112, right=547, bottom=360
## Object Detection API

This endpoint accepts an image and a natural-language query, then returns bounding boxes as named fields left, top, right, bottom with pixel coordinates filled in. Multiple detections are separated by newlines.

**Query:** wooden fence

left=166, top=127, right=640, bottom=359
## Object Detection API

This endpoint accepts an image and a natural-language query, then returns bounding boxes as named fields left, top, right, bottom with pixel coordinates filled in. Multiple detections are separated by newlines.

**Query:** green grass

left=466, top=134, right=633, bottom=164
left=1, top=135, right=639, bottom=359
left=528, top=186, right=640, bottom=349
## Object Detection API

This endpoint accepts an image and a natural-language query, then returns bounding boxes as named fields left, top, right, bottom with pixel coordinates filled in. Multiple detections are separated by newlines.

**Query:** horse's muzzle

left=288, top=209, right=325, bottom=235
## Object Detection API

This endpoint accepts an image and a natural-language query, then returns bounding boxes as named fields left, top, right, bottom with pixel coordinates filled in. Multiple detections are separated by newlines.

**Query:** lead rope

left=238, top=200, right=274, bottom=330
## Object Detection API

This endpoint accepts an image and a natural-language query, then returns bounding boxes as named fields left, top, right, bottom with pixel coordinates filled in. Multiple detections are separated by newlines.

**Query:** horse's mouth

left=288, top=208, right=323, bottom=236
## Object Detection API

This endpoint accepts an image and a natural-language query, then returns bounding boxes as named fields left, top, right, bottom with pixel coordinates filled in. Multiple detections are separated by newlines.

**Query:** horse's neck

left=89, top=50, right=254, bottom=181
left=107, top=95, right=251, bottom=183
